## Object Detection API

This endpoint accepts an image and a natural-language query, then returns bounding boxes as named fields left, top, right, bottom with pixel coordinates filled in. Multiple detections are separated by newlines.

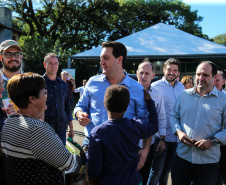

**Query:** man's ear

left=117, top=56, right=123, bottom=64
left=43, top=62, right=46, bottom=68
left=152, top=72, right=156, bottom=79
left=136, top=70, right=139, bottom=77
left=0, top=54, right=2, bottom=63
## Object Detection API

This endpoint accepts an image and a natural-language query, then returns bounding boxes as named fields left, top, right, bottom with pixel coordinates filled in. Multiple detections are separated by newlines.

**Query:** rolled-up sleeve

left=214, top=101, right=226, bottom=145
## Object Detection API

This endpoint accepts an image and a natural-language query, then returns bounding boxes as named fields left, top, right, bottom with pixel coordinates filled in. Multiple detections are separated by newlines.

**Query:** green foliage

left=18, top=35, right=69, bottom=75
left=18, top=35, right=54, bottom=74
left=1, top=0, right=208, bottom=75
left=213, top=33, right=226, bottom=46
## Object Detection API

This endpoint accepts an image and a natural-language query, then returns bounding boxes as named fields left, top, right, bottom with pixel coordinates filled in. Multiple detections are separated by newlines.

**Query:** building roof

left=70, top=23, right=226, bottom=69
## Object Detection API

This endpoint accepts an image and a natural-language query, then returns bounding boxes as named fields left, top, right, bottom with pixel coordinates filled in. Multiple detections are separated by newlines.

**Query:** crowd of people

left=0, top=39, right=225, bottom=185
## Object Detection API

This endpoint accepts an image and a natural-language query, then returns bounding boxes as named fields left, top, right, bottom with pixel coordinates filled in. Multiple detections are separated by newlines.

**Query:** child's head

left=104, top=85, right=130, bottom=113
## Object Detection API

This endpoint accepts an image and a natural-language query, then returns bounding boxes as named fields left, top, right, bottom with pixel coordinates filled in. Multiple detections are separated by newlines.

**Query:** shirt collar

left=149, top=86, right=153, bottom=92
left=1, top=68, right=23, bottom=81
left=43, top=73, right=61, bottom=82
left=162, top=76, right=179, bottom=86
left=189, top=85, right=218, bottom=97
left=102, top=71, right=131, bottom=88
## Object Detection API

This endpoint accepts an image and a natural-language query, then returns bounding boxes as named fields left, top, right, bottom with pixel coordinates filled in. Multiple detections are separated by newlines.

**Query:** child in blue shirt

left=88, top=84, right=158, bottom=185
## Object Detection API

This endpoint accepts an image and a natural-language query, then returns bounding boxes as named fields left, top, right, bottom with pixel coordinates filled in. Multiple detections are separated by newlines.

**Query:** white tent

left=69, top=23, right=226, bottom=70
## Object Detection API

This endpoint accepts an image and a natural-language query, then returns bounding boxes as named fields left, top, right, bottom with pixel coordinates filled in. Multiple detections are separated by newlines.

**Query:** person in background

left=74, top=41, right=151, bottom=170
left=136, top=59, right=166, bottom=185
left=181, top=76, right=194, bottom=89
left=43, top=53, right=74, bottom=145
left=88, top=85, right=158, bottom=185
left=74, top=79, right=87, bottom=97
left=0, top=40, right=23, bottom=109
left=214, top=70, right=226, bottom=185
left=170, top=61, right=226, bottom=185
left=147, top=58, right=185, bottom=185
left=214, top=70, right=226, bottom=94
left=61, top=71, right=76, bottom=100
left=1, top=72, right=77, bottom=185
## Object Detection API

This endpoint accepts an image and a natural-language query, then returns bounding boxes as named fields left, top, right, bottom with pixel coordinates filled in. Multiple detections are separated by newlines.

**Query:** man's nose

left=100, top=59, right=105, bottom=65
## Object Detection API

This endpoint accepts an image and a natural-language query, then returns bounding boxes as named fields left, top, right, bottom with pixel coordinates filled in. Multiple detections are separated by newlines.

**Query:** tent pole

left=67, top=57, right=71, bottom=68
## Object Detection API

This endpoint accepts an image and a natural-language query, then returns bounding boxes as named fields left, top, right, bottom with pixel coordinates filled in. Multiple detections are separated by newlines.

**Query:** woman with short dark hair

left=1, top=72, right=77, bottom=185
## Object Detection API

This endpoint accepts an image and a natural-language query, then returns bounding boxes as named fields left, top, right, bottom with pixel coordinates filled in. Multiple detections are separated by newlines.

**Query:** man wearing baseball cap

left=0, top=40, right=23, bottom=99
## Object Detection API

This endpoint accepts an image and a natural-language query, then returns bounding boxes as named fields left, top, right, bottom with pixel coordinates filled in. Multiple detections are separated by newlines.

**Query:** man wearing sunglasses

left=0, top=40, right=23, bottom=99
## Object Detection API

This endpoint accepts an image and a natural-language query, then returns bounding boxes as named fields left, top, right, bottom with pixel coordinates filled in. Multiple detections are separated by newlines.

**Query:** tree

left=0, top=0, right=208, bottom=75
left=213, top=33, right=226, bottom=46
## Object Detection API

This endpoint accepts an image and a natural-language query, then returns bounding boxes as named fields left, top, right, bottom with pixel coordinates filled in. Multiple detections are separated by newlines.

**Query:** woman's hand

left=5, top=104, right=17, bottom=115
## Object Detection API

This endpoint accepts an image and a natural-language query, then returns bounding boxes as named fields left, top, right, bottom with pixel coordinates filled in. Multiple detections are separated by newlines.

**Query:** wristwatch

left=211, top=138, right=219, bottom=146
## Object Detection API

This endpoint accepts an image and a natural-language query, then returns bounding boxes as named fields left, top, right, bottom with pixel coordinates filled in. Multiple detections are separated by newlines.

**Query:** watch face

left=212, top=139, right=218, bottom=146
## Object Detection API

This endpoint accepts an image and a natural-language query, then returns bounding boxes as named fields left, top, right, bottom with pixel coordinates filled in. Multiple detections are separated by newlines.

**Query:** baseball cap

left=0, top=40, right=22, bottom=53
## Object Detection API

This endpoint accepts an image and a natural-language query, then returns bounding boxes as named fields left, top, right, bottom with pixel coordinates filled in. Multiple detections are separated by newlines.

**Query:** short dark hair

left=198, top=61, right=217, bottom=77
left=44, top=53, right=58, bottom=63
left=163, top=58, right=181, bottom=72
left=102, top=41, right=127, bottom=69
left=138, top=58, right=155, bottom=72
left=7, top=72, right=45, bottom=109
left=104, top=85, right=130, bottom=113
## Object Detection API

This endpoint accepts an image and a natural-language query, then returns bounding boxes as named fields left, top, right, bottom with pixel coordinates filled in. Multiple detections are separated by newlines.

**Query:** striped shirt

left=1, top=115, right=76, bottom=185
left=170, top=86, right=226, bottom=164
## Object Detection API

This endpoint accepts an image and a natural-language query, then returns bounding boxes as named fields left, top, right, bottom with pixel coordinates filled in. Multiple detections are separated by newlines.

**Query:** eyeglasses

left=2, top=52, right=22, bottom=59
left=0, top=81, right=5, bottom=87
left=42, top=89, right=48, bottom=96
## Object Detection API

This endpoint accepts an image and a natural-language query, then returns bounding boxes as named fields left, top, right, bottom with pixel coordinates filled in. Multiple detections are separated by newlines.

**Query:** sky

left=183, top=0, right=226, bottom=38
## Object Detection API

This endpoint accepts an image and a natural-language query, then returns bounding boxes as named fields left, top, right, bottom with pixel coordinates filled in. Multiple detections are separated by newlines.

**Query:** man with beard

left=0, top=40, right=23, bottom=99
left=170, top=61, right=226, bottom=185
left=147, top=58, right=185, bottom=185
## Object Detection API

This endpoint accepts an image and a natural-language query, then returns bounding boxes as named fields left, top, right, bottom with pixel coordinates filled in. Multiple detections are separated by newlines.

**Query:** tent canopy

left=70, top=23, right=226, bottom=69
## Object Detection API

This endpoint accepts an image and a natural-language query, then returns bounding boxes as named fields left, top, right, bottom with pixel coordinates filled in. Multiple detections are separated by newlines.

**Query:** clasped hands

left=177, top=130, right=213, bottom=151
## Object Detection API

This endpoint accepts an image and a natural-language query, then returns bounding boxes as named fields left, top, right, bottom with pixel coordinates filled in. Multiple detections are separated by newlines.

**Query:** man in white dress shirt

left=147, top=58, right=185, bottom=185
left=214, top=70, right=226, bottom=94
left=137, top=59, right=167, bottom=185
left=214, top=70, right=226, bottom=185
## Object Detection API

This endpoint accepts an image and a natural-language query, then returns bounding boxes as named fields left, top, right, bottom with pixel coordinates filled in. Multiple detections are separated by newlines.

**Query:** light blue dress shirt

left=170, top=86, right=226, bottom=164
left=74, top=86, right=85, bottom=97
left=149, top=87, right=166, bottom=145
left=151, top=77, right=185, bottom=142
left=74, top=73, right=148, bottom=137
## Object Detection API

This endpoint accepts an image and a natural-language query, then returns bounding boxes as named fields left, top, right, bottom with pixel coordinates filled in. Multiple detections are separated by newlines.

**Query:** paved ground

left=67, top=119, right=85, bottom=146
